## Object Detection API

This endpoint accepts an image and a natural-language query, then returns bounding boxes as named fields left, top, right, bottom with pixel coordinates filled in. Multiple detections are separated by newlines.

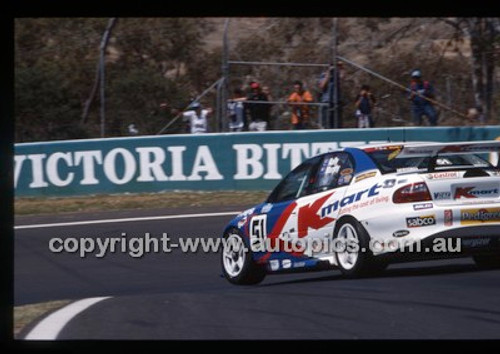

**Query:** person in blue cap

left=407, top=69, right=438, bottom=126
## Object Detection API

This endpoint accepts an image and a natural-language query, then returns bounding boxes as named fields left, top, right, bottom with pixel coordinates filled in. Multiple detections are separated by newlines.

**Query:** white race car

left=221, top=141, right=500, bottom=285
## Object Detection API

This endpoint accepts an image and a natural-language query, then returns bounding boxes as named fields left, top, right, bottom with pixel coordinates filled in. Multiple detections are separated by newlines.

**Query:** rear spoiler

left=394, top=141, right=500, bottom=172
left=395, top=141, right=500, bottom=158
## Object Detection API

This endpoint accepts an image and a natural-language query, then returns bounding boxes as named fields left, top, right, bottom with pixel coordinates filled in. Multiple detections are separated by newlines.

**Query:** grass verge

left=15, top=190, right=270, bottom=216
left=14, top=300, right=72, bottom=338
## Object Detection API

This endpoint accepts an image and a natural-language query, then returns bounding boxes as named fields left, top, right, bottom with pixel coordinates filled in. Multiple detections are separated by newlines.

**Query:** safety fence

left=15, top=126, right=500, bottom=197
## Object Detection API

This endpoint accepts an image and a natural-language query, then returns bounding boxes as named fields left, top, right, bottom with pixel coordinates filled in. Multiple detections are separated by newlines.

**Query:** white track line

left=15, top=211, right=241, bottom=230
left=24, top=296, right=112, bottom=340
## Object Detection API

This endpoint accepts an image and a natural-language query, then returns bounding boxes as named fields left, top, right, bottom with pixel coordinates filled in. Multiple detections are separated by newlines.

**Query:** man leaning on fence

left=245, top=81, right=269, bottom=131
left=287, top=80, right=313, bottom=130
left=227, top=88, right=247, bottom=132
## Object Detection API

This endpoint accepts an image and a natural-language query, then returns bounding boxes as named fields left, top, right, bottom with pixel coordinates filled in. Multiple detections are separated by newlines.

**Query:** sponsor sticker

left=269, top=260, right=280, bottom=271
left=321, top=183, right=382, bottom=218
left=387, top=148, right=402, bottom=160
left=397, top=167, right=420, bottom=173
left=364, top=145, right=403, bottom=153
left=440, top=145, right=471, bottom=153
left=460, top=208, right=500, bottom=225
left=237, top=216, right=247, bottom=228
left=413, top=202, right=433, bottom=211
left=444, top=209, right=453, bottom=226
left=382, top=179, right=396, bottom=188
left=433, top=191, right=451, bottom=200
left=338, top=174, right=352, bottom=185
left=340, top=168, right=354, bottom=176
left=261, top=203, right=273, bottom=213
left=238, top=207, right=255, bottom=218
left=393, top=229, right=410, bottom=237
left=461, top=237, right=492, bottom=248
left=427, top=171, right=459, bottom=180
left=403, top=147, right=435, bottom=155
left=406, top=215, right=436, bottom=228
left=453, top=186, right=499, bottom=199
left=354, top=171, right=377, bottom=183
left=282, top=259, right=292, bottom=269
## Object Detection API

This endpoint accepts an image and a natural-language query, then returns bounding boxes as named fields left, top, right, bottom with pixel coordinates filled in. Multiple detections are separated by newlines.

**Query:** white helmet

left=411, top=69, right=422, bottom=78
left=189, top=101, right=201, bottom=110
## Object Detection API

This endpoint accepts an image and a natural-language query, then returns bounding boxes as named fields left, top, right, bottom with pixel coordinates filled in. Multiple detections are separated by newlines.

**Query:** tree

left=15, top=17, right=499, bottom=140
left=15, top=63, right=89, bottom=141
left=443, top=17, right=500, bottom=122
left=14, top=18, right=215, bottom=141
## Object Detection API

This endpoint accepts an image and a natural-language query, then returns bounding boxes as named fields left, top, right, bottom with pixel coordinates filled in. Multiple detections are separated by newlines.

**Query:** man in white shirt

left=182, top=102, right=211, bottom=134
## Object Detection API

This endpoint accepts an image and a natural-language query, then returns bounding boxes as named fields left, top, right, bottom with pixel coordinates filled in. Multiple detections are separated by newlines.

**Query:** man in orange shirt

left=287, top=80, right=313, bottom=130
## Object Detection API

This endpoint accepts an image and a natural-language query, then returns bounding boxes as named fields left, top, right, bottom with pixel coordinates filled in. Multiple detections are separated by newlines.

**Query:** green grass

left=15, top=190, right=270, bottom=216
left=14, top=300, right=72, bottom=338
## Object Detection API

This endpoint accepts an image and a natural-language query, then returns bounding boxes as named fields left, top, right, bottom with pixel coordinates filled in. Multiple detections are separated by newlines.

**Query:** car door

left=295, top=152, right=355, bottom=256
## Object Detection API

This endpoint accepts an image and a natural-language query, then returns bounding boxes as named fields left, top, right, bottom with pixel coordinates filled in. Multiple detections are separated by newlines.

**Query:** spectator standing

left=261, top=85, right=274, bottom=129
left=127, top=123, right=139, bottom=135
left=245, top=81, right=269, bottom=131
left=227, top=88, right=247, bottom=132
left=318, top=61, right=345, bottom=129
left=408, top=69, right=438, bottom=126
left=287, top=80, right=314, bottom=130
left=354, top=84, right=377, bottom=128
left=182, top=102, right=211, bottom=134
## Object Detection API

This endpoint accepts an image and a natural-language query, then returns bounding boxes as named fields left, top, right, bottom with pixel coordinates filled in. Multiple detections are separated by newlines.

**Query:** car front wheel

left=221, top=229, right=266, bottom=285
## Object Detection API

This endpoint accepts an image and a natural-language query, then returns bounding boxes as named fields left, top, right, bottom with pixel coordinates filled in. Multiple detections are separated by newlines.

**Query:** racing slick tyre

left=473, top=254, right=500, bottom=270
left=221, top=228, right=266, bottom=285
left=333, top=218, right=387, bottom=278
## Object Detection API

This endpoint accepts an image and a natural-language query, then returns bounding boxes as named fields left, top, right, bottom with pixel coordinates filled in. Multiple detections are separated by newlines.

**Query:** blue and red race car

left=221, top=141, right=500, bottom=284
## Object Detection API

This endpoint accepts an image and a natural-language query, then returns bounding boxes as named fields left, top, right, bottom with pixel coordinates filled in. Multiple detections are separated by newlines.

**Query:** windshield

left=366, top=149, right=493, bottom=174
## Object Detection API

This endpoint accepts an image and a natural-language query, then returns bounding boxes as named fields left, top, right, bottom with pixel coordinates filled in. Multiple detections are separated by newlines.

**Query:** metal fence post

left=99, top=18, right=117, bottom=138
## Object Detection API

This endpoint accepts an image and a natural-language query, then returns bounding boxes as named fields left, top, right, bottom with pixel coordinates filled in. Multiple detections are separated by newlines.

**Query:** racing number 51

left=249, top=215, right=267, bottom=251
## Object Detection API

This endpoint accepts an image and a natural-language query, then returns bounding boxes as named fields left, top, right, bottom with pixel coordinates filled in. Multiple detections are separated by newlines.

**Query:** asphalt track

left=15, top=206, right=500, bottom=340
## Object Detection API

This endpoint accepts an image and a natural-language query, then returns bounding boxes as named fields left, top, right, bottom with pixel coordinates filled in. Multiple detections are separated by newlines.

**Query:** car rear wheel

left=334, top=218, right=387, bottom=278
left=221, top=229, right=266, bottom=285
left=473, top=254, right=500, bottom=270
